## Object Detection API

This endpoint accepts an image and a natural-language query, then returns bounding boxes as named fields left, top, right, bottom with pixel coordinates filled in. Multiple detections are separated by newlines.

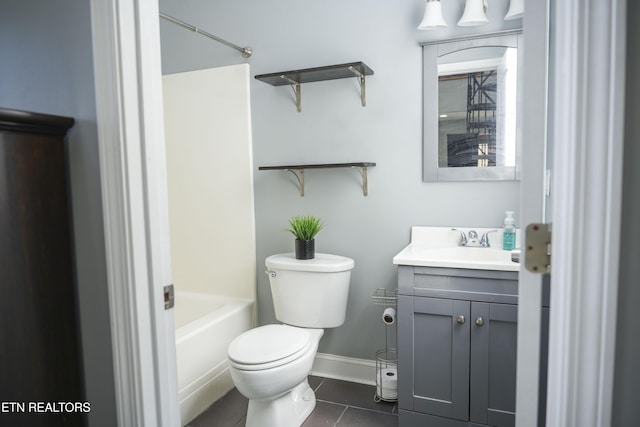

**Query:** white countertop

left=392, top=226, right=520, bottom=272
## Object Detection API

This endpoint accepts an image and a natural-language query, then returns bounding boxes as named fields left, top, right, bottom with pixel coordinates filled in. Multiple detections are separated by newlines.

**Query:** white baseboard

left=310, top=353, right=377, bottom=386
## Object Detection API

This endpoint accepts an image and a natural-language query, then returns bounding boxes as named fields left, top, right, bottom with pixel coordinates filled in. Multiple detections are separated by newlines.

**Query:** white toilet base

left=245, top=378, right=316, bottom=427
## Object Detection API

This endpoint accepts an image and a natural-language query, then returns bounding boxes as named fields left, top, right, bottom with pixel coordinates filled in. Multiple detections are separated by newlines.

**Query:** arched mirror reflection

left=423, top=32, right=522, bottom=182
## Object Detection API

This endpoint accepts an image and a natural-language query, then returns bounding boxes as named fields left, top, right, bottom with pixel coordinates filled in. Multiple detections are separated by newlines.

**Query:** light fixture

left=458, top=0, right=489, bottom=26
left=504, top=0, right=523, bottom=20
left=417, top=0, right=448, bottom=30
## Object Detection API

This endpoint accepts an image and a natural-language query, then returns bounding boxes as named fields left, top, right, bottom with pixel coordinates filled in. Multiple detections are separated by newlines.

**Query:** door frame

left=90, top=0, right=180, bottom=425
left=89, top=0, right=626, bottom=425
left=515, top=0, right=549, bottom=425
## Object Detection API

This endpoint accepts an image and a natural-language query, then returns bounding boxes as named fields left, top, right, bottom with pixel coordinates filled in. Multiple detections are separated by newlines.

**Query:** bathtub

left=174, top=291, right=254, bottom=425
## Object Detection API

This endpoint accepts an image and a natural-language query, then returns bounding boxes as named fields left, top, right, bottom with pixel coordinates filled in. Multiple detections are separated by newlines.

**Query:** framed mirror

left=422, top=31, right=522, bottom=182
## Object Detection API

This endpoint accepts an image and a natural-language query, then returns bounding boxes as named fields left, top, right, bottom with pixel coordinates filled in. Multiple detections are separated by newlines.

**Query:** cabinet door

left=399, top=295, right=470, bottom=421
left=470, top=302, right=518, bottom=427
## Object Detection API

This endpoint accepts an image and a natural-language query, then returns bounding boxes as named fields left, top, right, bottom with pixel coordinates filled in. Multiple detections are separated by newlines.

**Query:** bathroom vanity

left=394, top=227, right=549, bottom=427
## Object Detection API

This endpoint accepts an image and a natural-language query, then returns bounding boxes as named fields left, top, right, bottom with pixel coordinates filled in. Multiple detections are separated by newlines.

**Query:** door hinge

left=164, top=284, right=175, bottom=310
left=524, top=223, right=551, bottom=274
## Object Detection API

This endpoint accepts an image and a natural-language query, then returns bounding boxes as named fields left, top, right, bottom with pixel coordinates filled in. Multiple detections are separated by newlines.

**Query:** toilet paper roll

left=382, top=307, right=396, bottom=325
left=376, top=367, right=398, bottom=400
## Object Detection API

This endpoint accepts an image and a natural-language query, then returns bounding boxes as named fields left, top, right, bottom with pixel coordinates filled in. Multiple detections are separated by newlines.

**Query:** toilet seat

left=228, top=324, right=313, bottom=371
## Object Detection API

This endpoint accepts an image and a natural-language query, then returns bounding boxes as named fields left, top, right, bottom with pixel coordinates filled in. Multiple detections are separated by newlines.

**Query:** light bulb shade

left=417, top=1, right=448, bottom=30
left=458, top=0, right=489, bottom=26
left=504, top=0, right=523, bottom=20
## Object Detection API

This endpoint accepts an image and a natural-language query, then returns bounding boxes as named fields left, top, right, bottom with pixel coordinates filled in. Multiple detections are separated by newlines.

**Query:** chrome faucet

left=480, top=230, right=498, bottom=247
left=467, top=230, right=480, bottom=246
left=451, top=228, right=467, bottom=246
left=451, top=228, right=498, bottom=247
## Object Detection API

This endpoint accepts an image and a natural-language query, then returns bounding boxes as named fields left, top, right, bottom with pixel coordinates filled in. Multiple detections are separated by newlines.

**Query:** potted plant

left=286, top=215, right=324, bottom=260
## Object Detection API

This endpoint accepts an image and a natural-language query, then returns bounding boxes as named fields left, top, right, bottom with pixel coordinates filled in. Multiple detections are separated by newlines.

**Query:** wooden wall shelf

left=255, top=62, right=374, bottom=112
left=259, top=162, right=376, bottom=197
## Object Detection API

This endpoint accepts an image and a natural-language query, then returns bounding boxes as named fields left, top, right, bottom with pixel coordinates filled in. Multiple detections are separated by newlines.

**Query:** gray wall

left=159, top=0, right=521, bottom=359
left=612, top=1, right=640, bottom=423
left=0, top=1, right=117, bottom=426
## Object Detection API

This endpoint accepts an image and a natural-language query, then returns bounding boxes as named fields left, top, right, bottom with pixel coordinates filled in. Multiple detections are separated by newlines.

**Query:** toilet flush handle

left=265, top=270, right=276, bottom=278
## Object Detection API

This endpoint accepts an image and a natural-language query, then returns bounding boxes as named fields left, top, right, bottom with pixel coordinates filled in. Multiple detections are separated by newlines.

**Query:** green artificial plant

left=286, top=215, right=324, bottom=241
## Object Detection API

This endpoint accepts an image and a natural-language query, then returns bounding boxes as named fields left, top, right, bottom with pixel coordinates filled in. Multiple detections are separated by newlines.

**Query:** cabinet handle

left=475, top=317, right=484, bottom=327
left=457, top=315, right=466, bottom=324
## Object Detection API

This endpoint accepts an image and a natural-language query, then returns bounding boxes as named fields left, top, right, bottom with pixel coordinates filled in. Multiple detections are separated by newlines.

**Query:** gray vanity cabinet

left=397, top=266, right=546, bottom=427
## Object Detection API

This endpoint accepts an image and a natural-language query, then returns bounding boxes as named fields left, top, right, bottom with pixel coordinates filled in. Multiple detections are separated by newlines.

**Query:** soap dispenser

left=502, top=211, right=516, bottom=251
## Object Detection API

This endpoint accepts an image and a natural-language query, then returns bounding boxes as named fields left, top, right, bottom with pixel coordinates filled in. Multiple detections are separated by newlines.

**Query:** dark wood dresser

left=0, top=108, right=85, bottom=426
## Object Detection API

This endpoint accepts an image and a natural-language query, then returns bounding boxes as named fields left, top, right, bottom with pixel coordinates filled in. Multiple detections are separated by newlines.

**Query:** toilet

left=227, top=252, right=354, bottom=427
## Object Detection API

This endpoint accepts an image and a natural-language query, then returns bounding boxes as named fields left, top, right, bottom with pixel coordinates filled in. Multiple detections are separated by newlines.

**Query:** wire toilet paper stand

left=371, top=288, right=398, bottom=402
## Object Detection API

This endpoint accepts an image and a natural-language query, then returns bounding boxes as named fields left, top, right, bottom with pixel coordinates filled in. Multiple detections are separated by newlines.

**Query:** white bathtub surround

left=174, top=292, right=254, bottom=424
left=163, top=64, right=257, bottom=424
left=163, top=63, right=256, bottom=301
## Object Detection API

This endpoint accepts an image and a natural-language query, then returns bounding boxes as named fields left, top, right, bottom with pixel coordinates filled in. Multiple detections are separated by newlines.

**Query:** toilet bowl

left=227, top=253, right=354, bottom=427
left=228, top=326, right=323, bottom=427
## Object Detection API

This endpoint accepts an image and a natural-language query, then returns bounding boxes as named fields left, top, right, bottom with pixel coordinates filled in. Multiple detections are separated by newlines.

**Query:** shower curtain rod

left=159, top=13, right=252, bottom=58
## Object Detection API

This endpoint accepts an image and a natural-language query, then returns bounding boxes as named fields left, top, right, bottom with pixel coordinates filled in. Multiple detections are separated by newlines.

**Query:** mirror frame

left=422, top=31, right=523, bottom=182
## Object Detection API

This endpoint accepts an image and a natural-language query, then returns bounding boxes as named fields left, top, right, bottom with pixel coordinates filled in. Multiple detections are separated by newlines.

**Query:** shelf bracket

left=280, top=75, right=302, bottom=112
left=348, top=66, right=367, bottom=107
left=356, top=165, right=369, bottom=196
left=285, top=168, right=305, bottom=196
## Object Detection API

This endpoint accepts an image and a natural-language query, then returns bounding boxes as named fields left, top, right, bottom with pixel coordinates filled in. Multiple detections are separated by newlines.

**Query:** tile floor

left=186, top=376, right=398, bottom=427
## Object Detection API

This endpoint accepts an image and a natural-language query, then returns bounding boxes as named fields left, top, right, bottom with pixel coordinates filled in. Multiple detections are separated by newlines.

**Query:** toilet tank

left=265, top=253, right=354, bottom=328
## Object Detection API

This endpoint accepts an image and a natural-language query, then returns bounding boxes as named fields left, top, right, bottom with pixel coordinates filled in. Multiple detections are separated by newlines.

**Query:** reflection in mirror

left=422, top=32, right=522, bottom=182
left=438, top=47, right=517, bottom=168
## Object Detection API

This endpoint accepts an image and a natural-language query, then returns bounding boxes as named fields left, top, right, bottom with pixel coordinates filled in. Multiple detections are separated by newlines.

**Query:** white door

left=517, top=0, right=626, bottom=426
left=90, top=0, right=180, bottom=425
left=544, top=0, right=626, bottom=425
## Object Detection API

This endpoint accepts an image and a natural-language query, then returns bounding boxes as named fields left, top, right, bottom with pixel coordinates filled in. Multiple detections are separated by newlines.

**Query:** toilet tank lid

left=265, top=253, right=354, bottom=272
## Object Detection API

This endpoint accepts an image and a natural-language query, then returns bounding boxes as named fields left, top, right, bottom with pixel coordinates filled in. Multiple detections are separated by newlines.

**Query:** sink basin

left=392, top=226, right=519, bottom=271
